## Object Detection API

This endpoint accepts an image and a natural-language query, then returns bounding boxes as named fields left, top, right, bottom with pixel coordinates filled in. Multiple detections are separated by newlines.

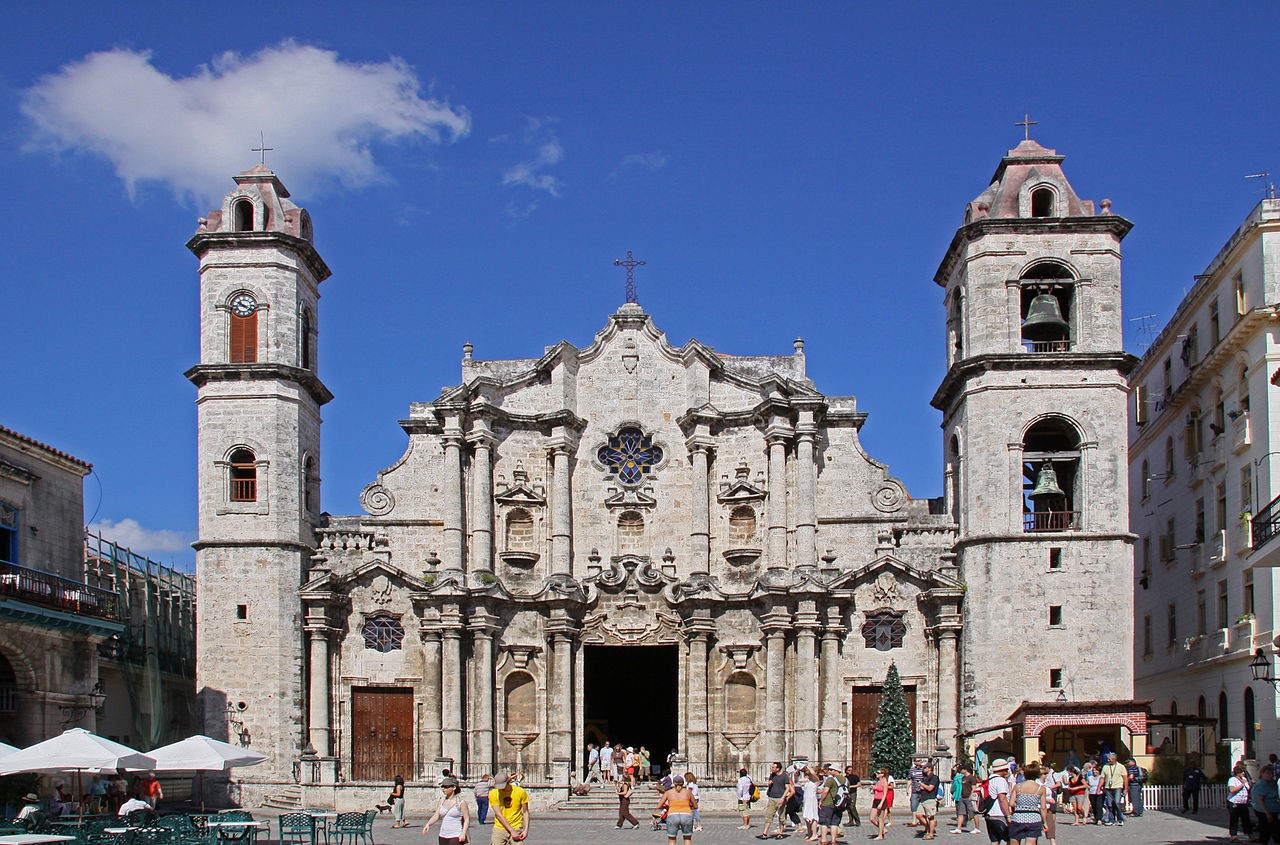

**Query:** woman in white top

left=801, top=768, right=820, bottom=841
left=684, top=772, right=704, bottom=832
left=422, top=777, right=471, bottom=845
left=1228, top=763, right=1254, bottom=842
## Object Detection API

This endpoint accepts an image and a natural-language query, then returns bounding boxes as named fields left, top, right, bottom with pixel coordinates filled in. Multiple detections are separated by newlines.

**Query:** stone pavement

left=254, top=807, right=1234, bottom=845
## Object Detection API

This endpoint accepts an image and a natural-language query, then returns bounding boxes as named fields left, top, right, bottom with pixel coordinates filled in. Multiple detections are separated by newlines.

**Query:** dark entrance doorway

left=584, top=645, right=678, bottom=771
left=849, top=684, right=917, bottom=777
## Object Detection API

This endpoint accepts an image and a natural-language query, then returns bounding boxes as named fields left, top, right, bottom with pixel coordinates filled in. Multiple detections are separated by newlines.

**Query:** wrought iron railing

left=1252, top=493, right=1280, bottom=551
left=1022, top=340, right=1073, bottom=353
left=1023, top=511, right=1080, bottom=532
left=0, top=559, right=120, bottom=620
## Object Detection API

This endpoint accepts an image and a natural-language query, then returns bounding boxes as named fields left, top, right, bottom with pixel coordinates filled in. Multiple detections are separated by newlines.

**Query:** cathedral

left=190, top=139, right=1142, bottom=807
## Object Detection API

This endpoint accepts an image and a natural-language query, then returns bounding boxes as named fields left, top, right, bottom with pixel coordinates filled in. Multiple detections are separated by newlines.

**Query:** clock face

left=230, top=293, right=257, bottom=317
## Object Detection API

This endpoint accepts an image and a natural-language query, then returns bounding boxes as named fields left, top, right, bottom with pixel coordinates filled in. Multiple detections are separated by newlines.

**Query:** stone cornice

left=185, top=362, right=334, bottom=406
left=187, top=229, right=332, bottom=283
left=931, top=351, right=1138, bottom=412
left=933, top=215, right=1132, bottom=285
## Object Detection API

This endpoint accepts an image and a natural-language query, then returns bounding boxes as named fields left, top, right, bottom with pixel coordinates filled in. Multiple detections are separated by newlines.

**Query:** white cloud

left=614, top=151, right=667, bottom=177
left=21, top=42, right=471, bottom=204
left=502, top=117, right=564, bottom=197
left=89, top=518, right=193, bottom=556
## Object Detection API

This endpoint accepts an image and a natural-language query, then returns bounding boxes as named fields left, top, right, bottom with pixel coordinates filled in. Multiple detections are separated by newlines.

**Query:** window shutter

left=230, top=313, right=258, bottom=363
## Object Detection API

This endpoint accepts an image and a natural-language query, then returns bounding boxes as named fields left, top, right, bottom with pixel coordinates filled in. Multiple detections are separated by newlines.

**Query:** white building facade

left=1129, top=198, right=1280, bottom=768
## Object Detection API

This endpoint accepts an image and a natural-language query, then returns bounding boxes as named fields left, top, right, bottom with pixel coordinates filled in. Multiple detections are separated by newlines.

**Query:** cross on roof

left=613, top=250, right=646, bottom=304
left=251, top=131, right=274, bottom=166
left=1016, top=113, right=1038, bottom=141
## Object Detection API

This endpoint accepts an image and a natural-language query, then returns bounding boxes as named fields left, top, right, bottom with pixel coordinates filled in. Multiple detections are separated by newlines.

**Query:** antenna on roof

left=1129, top=313, right=1159, bottom=355
left=1245, top=172, right=1275, bottom=200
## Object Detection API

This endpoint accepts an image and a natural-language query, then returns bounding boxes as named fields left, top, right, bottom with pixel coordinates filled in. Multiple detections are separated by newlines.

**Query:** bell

left=1028, top=463, right=1066, bottom=501
left=1022, top=294, right=1070, bottom=341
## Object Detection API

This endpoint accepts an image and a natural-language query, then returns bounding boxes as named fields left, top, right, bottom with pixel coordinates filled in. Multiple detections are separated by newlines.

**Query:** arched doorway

left=583, top=645, right=678, bottom=773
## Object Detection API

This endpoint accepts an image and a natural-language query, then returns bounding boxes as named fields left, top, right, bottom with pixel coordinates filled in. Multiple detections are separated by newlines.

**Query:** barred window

left=862, top=611, right=906, bottom=651
left=362, top=614, right=405, bottom=653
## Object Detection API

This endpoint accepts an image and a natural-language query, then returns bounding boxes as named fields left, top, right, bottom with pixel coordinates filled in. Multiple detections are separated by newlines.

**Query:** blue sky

left=3, top=3, right=1278, bottom=567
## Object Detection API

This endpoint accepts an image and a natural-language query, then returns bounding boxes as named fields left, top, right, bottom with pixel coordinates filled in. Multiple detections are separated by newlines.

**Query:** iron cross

left=251, top=131, right=274, bottom=166
left=1016, top=113, right=1038, bottom=141
left=614, top=250, right=646, bottom=304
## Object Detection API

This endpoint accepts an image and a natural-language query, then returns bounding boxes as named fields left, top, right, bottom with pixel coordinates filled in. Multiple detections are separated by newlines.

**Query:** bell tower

left=932, top=139, right=1137, bottom=732
left=187, top=164, right=331, bottom=776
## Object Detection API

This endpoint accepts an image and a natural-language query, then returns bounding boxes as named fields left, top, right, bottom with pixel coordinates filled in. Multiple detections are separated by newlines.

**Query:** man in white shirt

left=586, top=744, right=600, bottom=782
left=984, top=758, right=1012, bottom=845
left=118, top=797, right=151, bottom=818
left=736, top=768, right=754, bottom=830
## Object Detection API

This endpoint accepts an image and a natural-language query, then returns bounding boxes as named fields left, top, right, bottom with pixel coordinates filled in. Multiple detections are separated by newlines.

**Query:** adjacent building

left=1130, top=197, right=1280, bottom=772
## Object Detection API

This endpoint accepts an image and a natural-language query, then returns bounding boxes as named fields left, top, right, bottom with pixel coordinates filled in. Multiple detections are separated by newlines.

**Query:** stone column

left=761, top=609, right=791, bottom=762
left=546, top=614, right=577, bottom=762
left=793, top=602, right=820, bottom=761
left=683, top=618, right=714, bottom=765
left=936, top=624, right=961, bottom=760
left=765, top=422, right=793, bottom=568
left=548, top=434, right=576, bottom=576
left=421, top=625, right=443, bottom=762
left=305, top=627, right=333, bottom=755
left=687, top=438, right=713, bottom=573
left=469, top=607, right=500, bottom=775
left=468, top=421, right=497, bottom=573
left=794, top=410, right=818, bottom=570
left=442, top=416, right=466, bottom=572
left=440, top=605, right=464, bottom=764
left=818, top=608, right=846, bottom=764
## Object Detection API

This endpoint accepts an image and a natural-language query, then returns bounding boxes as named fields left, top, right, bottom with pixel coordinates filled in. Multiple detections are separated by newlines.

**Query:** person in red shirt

left=142, top=773, right=163, bottom=808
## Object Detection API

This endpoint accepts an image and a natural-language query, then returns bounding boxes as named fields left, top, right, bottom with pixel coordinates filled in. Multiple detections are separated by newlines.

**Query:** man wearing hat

left=488, top=772, right=530, bottom=843
left=984, top=758, right=1012, bottom=845
left=16, top=793, right=40, bottom=821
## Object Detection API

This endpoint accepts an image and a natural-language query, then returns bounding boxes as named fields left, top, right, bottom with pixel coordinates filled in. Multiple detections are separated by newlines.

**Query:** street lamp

left=1250, top=649, right=1280, bottom=689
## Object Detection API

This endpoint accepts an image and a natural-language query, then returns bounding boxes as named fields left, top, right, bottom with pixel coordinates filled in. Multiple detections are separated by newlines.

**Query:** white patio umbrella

left=0, top=741, right=19, bottom=759
left=146, top=735, right=268, bottom=811
left=0, top=728, right=154, bottom=774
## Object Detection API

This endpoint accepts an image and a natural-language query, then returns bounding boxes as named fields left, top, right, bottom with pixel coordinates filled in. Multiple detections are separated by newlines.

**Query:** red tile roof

left=0, top=424, right=92, bottom=470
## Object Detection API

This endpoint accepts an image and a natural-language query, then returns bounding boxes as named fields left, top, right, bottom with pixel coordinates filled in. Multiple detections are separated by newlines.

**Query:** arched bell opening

left=1022, top=418, right=1080, bottom=532
left=1020, top=262, right=1074, bottom=353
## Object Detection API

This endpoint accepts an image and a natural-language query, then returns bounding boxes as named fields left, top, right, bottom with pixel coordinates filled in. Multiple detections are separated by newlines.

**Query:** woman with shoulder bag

left=616, top=775, right=640, bottom=829
left=1008, top=761, right=1049, bottom=845
left=1229, top=763, right=1255, bottom=842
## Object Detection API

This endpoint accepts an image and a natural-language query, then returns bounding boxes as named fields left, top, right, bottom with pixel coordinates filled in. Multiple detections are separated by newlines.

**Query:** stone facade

left=192, top=141, right=1136, bottom=803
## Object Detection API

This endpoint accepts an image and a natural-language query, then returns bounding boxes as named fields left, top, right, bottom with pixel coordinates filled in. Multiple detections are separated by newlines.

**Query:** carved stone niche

left=718, top=642, right=760, bottom=671
left=719, top=460, right=765, bottom=565
left=496, top=463, right=546, bottom=567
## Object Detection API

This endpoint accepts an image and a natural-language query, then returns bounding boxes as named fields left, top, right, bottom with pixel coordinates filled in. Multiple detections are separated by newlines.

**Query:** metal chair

left=360, top=811, right=376, bottom=845
left=330, top=813, right=368, bottom=845
left=278, top=813, right=316, bottom=845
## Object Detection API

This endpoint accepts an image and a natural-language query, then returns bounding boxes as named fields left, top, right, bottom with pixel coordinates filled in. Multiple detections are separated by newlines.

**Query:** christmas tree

left=869, top=662, right=915, bottom=778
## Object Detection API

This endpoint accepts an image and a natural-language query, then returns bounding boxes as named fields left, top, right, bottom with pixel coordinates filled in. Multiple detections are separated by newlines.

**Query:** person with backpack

left=816, top=764, right=848, bottom=845
left=982, top=758, right=1013, bottom=845
left=951, top=765, right=979, bottom=834
left=736, top=767, right=755, bottom=830
left=1125, top=757, right=1146, bottom=817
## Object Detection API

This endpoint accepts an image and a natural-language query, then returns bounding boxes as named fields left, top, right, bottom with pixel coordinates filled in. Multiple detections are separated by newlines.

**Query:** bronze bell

left=1022, top=293, right=1070, bottom=341
left=1028, top=462, right=1066, bottom=501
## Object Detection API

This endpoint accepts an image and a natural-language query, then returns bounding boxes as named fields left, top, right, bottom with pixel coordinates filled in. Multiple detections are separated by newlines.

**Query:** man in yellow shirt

left=489, top=773, right=531, bottom=844
left=1099, top=752, right=1128, bottom=826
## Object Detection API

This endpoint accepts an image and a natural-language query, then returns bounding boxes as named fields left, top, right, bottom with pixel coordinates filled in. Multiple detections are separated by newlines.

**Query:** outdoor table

left=0, top=835, right=79, bottom=845
left=304, top=812, right=336, bottom=845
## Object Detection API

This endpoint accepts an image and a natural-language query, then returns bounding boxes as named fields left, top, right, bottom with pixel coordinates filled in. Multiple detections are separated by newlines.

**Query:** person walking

left=1252, top=765, right=1279, bottom=845
left=736, top=768, right=754, bottom=830
left=586, top=744, right=599, bottom=783
left=684, top=772, right=704, bottom=832
left=917, top=761, right=940, bottom=840
left=473, top=774, right=493, bottom=825
left=638, top=747, right=651, bottom=781
left=951, top=764, right=978, bottom=834
left=983, top=758, right=1012, bottom=845
left=799, top=768, right=820, bottom=841
left=489, top=772, right=531, bottom=844
left=386, top=775, right=408, bottom=828
left=758, top=761, right=793, bottom=839
left=1228, top=762, right=1254, bottom=842
left=615, top=775, right=640, bottom=829
left=421, top=776, right=471, bottom=845
left=870, top=768, right=893, bottom=842
left=816, top=764, right=845, bottom=845
left=842, top=767, right=862, bottom=828
left=1007, top=762, right=1048, bottom=845
left=658, top=775, right=697, bottom=845
left=1083, top=762, right=1102, bottom=824
left=600, top=743, right=615, bottom=783
left=1098, top=753, right=1127, bottom=826
left=1064, top=767, right=1087, bottom=826
left=906, top=757, right=926, bottom=828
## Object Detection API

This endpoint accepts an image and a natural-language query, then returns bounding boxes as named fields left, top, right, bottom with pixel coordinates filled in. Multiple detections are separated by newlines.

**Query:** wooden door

left=351, top=687, right=415, bottom=782
left=849, top=685, right=917, bottom=776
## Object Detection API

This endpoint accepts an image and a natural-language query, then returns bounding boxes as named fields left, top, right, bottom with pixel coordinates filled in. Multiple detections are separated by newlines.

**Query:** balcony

left=1252, top=493, right=1280, bottom=552
left=1023, top=511, right=1080, bottom=533
left=0, top=559, right=120, bottom=622
left=1022, top=340, right=1073, bottom=353
left=1232, top=413, right=1252, bottom=454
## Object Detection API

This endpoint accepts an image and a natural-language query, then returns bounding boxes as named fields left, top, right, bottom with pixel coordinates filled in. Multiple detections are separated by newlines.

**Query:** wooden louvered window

left=229, top=313, right=258, bottom=363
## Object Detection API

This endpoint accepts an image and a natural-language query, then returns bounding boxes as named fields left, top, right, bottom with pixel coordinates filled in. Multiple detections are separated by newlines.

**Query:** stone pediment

left=580, top=604, right=682, bottom=645
left=584, top=555, right=672, bottom=597
left=823, top=554, right=962, bottom=608
left=301, top=558, right=432, bottom=596
left=716, top=459, right=766, bottom=504
left=494, top=463, right=546, bottom=507
left=603, top=485, right=657, bottom=509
